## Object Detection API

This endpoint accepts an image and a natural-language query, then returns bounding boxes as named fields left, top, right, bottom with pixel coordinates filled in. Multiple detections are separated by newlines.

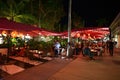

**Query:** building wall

left=109, top=12, right=120, bottom=48
left=117, top=35, right=120, bottom=48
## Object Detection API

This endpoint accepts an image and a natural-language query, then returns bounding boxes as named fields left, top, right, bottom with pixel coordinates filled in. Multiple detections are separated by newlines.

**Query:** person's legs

left=89, top=53, right=95, bottom=60
left=54, top=49, right=58, bottom=57
left=75, top=48, right=79, bottom=55
left=110, top=49, right=113, bottom=56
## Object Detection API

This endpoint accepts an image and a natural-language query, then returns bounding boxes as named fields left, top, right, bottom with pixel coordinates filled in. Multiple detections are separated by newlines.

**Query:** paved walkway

left=49, top=48, right=120, bottom=80
left=3, top=58, right=72, bottom=80
left=3, top=48, right=120, bottom=80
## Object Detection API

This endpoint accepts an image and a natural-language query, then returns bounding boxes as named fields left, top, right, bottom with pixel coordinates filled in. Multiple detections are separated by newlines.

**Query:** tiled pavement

left=1, top=48, right=120, bottom=80
left=3, top=57, right=72, bottom=80
left=48, top=48, right=120, bottom=80
left=0, top=56, right=52, bottom=78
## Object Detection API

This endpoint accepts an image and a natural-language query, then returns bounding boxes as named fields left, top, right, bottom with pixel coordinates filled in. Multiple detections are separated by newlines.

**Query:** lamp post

left=67, top=0, right=72, bottom=57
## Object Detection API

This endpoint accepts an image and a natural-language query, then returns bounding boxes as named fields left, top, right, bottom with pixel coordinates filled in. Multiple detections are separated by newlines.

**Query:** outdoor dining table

left=91, top=49, right=98, bottom=56
left=29, top=50, right=43, bottom=58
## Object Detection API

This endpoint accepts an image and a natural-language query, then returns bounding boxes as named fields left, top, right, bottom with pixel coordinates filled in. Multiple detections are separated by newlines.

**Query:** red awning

left=0, top=18, right=62, bottom=36
left=0, top=18, right=110, bottom=38
left=0, top=18, right=42, bottom=35
left=0, top=18, right=41, bottom=31
left=60, top=27, right=110, bottom=39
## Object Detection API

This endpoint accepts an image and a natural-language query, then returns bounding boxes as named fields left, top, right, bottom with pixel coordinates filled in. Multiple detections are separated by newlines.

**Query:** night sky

left=64, top=0, right=120, bottom=27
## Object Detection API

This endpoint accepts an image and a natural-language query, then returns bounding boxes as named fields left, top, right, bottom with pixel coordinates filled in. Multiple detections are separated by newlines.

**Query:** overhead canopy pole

left=67, top=0, right=72, bottom=57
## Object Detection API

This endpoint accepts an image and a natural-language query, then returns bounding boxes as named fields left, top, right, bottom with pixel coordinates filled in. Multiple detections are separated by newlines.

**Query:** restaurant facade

left=109, top=12, right=120, bottom=48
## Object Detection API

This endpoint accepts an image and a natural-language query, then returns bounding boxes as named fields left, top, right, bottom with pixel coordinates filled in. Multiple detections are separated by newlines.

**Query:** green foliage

left=0, top=0, right=66, bottom=31
left=96, top=18, right=108, bottom=26
left=0, top=0, right=85, bottom=32
left=38, top=0, right=65, bottom=30
left=27, top=38, right=54, bottom=53
left=16, top=37, right=25, bottom=47
left=0, top=0, right=38, bottom=24
left=72, top=12, right=84, bottom=29
left=27, top=39, right=40, bottom=50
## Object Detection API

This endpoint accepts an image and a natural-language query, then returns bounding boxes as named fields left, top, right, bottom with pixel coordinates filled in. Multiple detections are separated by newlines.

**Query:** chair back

left=83, top=47, right=90, bottom=55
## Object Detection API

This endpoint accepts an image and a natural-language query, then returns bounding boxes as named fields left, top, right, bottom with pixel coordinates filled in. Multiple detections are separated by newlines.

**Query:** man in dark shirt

left=108, top=40, right=114, bottom=56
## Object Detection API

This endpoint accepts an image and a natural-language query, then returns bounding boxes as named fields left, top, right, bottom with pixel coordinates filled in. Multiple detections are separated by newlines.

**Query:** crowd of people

left=11, top=39, right=117, bottom=60
left=53, top=39, right=117, bottom=60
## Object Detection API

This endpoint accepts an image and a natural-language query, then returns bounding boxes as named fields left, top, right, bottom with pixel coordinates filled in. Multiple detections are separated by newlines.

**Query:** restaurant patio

left=0, top=18, right=110, bottom=77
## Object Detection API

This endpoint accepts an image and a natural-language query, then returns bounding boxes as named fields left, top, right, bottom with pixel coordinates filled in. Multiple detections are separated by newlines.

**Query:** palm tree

left=0, top=0, right=37, bottom=24
left=0, top=0, right=66, bottom=31
left=72, top=12, right=84, bottom=29
left=37, top=0, right=65, bottom=30
left=96, top=18, right=108, bottom=26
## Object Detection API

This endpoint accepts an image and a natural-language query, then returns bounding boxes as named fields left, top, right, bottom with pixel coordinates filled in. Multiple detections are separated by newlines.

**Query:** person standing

left=108, top=40, right=114, bottom=56
left=106, top=40, right=109, bottom=53
left=54, top=40, right=61, bottom=57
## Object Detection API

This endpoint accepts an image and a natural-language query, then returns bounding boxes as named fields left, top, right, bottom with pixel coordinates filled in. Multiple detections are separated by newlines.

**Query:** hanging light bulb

left=77, top=33, right=80, bottom=38
left=11, top=31, right=18, bottom=38
left=2, top=30, right=7, bottom=36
